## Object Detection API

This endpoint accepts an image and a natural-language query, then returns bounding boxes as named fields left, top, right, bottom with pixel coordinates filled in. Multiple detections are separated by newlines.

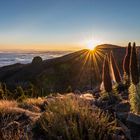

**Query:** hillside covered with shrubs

left=0, top=44, right=136, bottom=94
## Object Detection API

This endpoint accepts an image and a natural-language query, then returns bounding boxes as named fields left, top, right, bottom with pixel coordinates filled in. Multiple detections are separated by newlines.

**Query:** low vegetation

left=0, top=94, right=118, bottom=140
left=33, top=96, right=117, bottom=140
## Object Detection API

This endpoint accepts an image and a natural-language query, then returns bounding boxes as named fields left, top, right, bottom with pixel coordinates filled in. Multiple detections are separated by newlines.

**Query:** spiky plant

left=129, top=83, right=140, bottom=114
left=130, top=42, right=139, bottom=85
left=102, top=54, right=112, bottom=92
left=110, top=51, right=122, bottom=83
left=123, top=42, right=131, bottom=76
left=129, top=42, right=140, bottom=114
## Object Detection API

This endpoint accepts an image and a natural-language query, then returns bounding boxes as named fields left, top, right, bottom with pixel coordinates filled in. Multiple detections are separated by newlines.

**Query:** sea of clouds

left=0, top=51, right=71, bottom=67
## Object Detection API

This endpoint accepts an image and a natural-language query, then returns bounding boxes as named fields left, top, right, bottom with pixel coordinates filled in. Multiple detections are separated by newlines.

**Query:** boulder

left=116, top=112, right=128, bottom=122
left=127, top=113, right=140, bottom=139
left=94, top=99, right=109, bottom=108
left=127, top=113, right=140, bottom=126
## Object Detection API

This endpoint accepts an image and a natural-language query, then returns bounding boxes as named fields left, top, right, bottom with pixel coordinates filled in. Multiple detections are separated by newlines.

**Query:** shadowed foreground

left=0, top=93, right=125, bottom=140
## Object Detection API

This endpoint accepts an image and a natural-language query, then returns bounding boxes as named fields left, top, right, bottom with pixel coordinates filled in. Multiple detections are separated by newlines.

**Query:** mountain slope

left=0, top=44, right=139, bottom=93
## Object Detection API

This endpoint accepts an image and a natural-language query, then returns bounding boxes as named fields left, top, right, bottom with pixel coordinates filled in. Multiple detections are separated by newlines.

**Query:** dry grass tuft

left=0, top=99, right=41, bottom=140
left=19, top=97, right=48, bottom=113
left=33, top=95, right=117, bottom=140
left=0, top=100, right=18, bottom=110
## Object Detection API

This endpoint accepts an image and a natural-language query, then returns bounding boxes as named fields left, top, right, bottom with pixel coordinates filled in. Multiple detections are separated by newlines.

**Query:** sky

left=0, top=0, right=140, bottom=51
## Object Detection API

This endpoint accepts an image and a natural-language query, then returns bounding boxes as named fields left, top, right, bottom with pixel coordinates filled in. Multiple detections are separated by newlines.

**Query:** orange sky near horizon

left=0, top=43, right=84, bottom=51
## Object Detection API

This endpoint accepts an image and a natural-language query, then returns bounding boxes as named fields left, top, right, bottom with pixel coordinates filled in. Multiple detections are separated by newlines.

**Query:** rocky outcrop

left=32, top=56, right=43, bottom=64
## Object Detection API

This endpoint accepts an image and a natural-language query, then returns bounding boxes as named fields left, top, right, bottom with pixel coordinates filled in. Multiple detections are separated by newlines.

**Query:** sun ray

left=68, top=44, right=106, bottom=90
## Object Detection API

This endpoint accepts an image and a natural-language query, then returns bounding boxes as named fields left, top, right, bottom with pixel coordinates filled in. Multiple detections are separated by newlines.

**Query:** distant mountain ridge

left=96, top=44, right=123, bottom=49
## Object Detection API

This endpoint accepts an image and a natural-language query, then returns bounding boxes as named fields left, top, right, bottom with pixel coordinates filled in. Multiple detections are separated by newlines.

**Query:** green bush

left=33, top=96, right=117, bottom=140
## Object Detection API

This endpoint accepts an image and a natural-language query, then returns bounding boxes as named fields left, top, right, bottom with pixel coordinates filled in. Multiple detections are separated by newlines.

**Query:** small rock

left=112, top=134, right=126, bottom=140
left=93, top=87, right=101, bottom=94
left=95, top=99, right=108, bottom=108
left=94, top=92, right=100, bottom=98
left=115, top=102, right=130, bottom=112
left=86, top=90, right=94, bottom=94
left=121, top=95, right=128, bottom=100
left=127, top=113, right=140, bottom=125
left=116, top=112, right=128, bottom=122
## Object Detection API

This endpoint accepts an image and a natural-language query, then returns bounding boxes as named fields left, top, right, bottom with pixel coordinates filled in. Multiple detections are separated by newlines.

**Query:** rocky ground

left=0, top=90, right=140, bottom=140
left=84, top=89, right=140, bottom=140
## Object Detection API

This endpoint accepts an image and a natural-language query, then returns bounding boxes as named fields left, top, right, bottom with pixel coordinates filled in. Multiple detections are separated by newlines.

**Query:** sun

left=87, top=41, right=97, bottom=51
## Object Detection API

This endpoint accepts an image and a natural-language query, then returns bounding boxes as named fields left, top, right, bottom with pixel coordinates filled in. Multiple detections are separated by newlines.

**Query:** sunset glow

left=0, top=1, right=140, bottom=51
left=87, top=42, right=96, bottom=50
left=86, top=39, right=101, bottom=51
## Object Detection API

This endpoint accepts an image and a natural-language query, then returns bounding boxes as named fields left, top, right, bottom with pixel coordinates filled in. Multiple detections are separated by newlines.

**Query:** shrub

left=33, top=96, right=117, bottom=140
left=0, top=100, right=17, bottom=109
left=19, top=98, right=46, bottom=112
left=0, top=111, right=22, bottom=140
left=0, top=107, right=31, bottom=140
left=1, top=83, right=12, bottom=99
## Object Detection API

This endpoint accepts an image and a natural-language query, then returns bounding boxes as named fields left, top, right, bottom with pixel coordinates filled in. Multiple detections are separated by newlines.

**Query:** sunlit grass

left=0, top=100, right=18, bottom=109
left=33, top=95, right=117, bottom=140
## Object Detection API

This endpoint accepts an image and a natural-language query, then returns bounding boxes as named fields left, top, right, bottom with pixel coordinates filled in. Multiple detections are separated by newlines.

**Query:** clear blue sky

left=0, top=0, right=140, bottom=50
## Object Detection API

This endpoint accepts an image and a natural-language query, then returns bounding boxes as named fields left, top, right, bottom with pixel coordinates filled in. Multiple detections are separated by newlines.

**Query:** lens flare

left=87, top=41, right=96, bottom=50
left=86, top=39, right=101, bottom=51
